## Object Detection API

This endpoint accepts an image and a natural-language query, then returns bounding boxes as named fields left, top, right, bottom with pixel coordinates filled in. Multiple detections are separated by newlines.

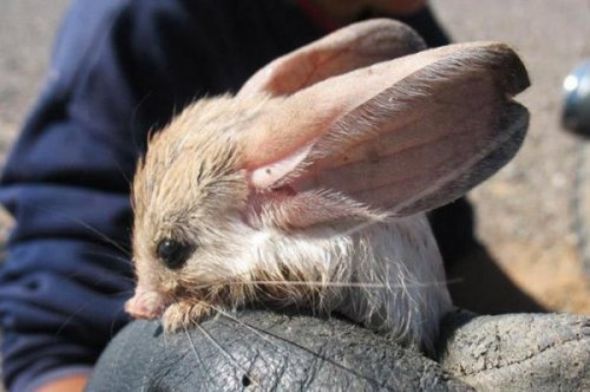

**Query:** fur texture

left=129, top=94, right=451, bottom=351
left=126, top=20, right=529, bottom=354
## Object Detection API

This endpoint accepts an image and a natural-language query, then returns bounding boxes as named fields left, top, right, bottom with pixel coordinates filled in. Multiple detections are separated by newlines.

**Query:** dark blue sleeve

left=0, top=1, right=138, bottom=389
left=0, top=0, right=237, bottom=389
left=0, top=0, right=449, bottom=389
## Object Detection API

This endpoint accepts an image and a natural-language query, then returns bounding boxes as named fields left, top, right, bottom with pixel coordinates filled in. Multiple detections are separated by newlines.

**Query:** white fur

left=225, top=213, right=452, bottom=350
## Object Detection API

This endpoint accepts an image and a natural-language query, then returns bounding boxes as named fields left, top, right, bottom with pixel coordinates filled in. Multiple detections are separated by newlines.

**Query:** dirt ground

left=431, top=0, right=590, bottom=313
left=0, top=0, right=589, bottom=385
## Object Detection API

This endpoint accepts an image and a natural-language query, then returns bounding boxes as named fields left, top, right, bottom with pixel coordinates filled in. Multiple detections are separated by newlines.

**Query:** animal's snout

left=125, top=289, right=169, bottom=319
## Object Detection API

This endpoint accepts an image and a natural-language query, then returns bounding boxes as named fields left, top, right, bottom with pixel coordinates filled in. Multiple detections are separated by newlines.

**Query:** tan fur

left=131, top=95, right=273, bottom=303
left=126, top=20, right=529, bottom=353
left=128, top=92, right=451, bottom=351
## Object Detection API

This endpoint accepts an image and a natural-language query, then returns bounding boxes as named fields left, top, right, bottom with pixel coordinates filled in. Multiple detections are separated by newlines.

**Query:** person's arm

left=0, top=1, right=137, bottom=389
left=0, top=0, right=231, bottom=390
left=0, top=0, right=452, bottom=389
left=35, top=374, right=88, bottom=392
left=308, top=0, right=427, bottom=24
left=304, top=1, right=449, bottom=47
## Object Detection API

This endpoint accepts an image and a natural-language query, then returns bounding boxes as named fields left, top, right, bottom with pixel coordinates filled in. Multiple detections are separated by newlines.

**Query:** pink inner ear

left=241, top=48, right=453, bottom=189
left=251, top=190, right=384, bottom=232
left=241, top=98, right=345, bottom=178
left=242, top=42, right=529, bottom=222
left=249, top=144, right=312, bottom=189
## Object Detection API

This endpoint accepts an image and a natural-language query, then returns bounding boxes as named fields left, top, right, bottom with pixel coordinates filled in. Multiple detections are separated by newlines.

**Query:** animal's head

left=125, top=19, right=530, bottom=320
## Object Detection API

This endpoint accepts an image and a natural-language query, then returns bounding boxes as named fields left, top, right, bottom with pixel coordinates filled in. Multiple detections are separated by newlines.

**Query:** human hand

left=35, top=374, right=89, bottom=392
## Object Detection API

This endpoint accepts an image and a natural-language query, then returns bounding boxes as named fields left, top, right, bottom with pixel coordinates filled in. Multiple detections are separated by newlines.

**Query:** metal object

left=563, top=60, right=590, bottom=135
left=567, top=61, right=590, bottom=275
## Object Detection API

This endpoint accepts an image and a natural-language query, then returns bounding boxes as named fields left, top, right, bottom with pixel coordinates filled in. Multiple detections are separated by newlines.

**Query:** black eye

left=156, top=239, right=193, bottom=269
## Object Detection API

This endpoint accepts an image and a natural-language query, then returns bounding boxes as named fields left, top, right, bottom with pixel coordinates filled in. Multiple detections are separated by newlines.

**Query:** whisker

left=242, top=280, right=387, bottom=288
left=188, top=278, right=459, bottom=292
left=97, top=289, right=136, bottom=298
left=106, top=150, right=133, bottom=188
left=33, top=206, right=131, bottom=256
left=129, top=92, right=153, bottom=153
left=162, top=325, right=169, bottom=352
left=109, top=306, right=131, bottom=338
left=340, top=215, right=387, bottom=236
left=192, top=314, right=260, bottom=387
left=214, top=309, right=385, bottom=388
left=55, top=303, right=91, bottom=337
left=58, top=263, right=137, bottom=292
left=54, top=288, right=134, bottom=338
left=207, top=304, right=285, bottom=353
left=183, top=326, right=218, bottom=387
left=80, top=250, right=133, bottom=267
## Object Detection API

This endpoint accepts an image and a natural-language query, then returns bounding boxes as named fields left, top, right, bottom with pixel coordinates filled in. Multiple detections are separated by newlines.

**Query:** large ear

left=238, top=19, right=425, bottom=98
left=241, top=42, right=530, bottom=218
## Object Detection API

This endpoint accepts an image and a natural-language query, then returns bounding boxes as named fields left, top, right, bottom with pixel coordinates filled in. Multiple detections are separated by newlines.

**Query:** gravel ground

left=0, top=0, right=70, bottom=246
left=0, top=0, right=69, bottom=153
left=431, top=0, right=590, bottom=313
left=0, top=0, right=589, bottom=388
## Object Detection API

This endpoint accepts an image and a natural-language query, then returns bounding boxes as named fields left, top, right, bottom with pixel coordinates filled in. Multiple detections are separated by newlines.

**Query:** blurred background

left=432, top=1, right=590, bottom=313
left=0, top=0, right=589, bottom=387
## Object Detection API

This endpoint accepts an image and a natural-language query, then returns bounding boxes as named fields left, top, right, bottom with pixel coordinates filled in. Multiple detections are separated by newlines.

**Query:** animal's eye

left=156, top=239, right=194, bottom=269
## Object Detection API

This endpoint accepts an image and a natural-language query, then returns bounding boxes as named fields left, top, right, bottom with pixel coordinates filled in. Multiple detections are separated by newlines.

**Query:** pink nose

left=125, top=289, right=168, bottom=319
